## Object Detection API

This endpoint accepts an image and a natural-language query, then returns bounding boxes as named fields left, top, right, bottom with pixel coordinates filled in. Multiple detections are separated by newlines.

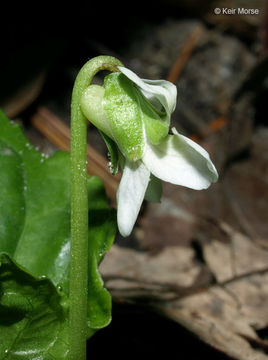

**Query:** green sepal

left=99, top=130, right=119, bottom=175
left=144, top=174, right=163, bottom=203
left=103, top=73, right=145, bottom=162
left=134, top=88, right=170, bottom=145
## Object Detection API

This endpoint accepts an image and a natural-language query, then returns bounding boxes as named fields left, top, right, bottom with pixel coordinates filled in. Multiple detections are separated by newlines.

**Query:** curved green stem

left=70, top=56, right=123, bottom=360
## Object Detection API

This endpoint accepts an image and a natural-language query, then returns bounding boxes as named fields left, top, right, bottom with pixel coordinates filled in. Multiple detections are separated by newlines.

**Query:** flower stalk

left=70, top=56, right=123, bottom=360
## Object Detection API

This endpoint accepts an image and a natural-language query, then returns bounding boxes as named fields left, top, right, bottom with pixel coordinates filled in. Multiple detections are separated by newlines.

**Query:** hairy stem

left=70, top=56, right=123, bottom=360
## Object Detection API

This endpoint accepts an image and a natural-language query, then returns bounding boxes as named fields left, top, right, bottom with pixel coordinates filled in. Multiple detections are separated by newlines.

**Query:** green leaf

left=0, top=254, right=69, bottom=360
left=0, top=110, right=117, bottom=358
left=87, top=176, right=116, bottom=329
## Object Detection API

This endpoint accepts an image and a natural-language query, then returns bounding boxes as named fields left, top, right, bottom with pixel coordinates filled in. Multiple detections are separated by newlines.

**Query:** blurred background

left=1, top=1, right=268, bottom=359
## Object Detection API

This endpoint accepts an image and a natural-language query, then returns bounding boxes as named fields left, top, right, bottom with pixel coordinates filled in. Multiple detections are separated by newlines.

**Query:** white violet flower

left=80, top=66, right=218, bottom=237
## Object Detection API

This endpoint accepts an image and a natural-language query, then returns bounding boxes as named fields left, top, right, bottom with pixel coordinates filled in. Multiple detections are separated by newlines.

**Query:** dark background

left=1, top=1, right=267, bottom=359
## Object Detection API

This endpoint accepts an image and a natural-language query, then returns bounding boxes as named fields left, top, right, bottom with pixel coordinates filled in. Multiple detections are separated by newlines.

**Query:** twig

left=166, top=26, right=204, bottom=83
left=190, top=116, right=227, bottom=142
left=166, top=26, right=227, bottom=141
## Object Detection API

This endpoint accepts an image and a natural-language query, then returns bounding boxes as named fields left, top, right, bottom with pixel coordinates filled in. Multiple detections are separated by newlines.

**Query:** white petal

left=171, top=128, right=218, bottom=177
left=117, top=160, right=150, bottom=237
left=142, top=129, right=218, bottom=190
left=118, top=66, right=177, bottom=116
